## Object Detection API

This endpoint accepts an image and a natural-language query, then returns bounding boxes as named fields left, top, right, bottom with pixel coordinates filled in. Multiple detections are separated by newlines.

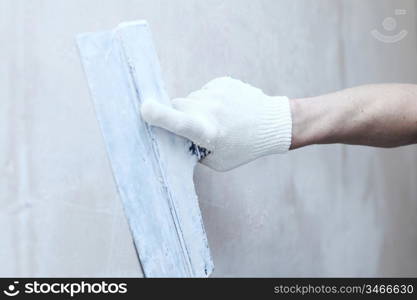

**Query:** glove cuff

left=251, top=96, right=293, bottom=157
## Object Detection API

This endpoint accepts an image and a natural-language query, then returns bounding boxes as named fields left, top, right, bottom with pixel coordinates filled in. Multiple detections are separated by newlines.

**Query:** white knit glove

left=141, top=77, right=292, bottom=171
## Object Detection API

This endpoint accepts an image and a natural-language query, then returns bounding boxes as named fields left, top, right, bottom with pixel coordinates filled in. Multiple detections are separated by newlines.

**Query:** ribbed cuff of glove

left=251, top=96, right=292, bottom=157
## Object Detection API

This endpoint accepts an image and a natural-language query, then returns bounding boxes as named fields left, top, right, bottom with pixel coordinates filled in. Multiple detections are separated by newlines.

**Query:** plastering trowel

left=76, top=20, right=213, bottom=277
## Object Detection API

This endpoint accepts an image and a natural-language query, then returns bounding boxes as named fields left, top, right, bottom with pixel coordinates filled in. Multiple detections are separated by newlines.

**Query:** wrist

left=289, top=96, right=333, bottom=149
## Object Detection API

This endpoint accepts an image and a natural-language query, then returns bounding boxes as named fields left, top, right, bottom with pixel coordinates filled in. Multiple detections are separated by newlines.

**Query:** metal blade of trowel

left=76, top=20, right=213, bottom=277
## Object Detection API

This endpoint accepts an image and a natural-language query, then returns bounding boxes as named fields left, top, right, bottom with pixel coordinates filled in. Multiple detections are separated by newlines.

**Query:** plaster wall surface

left=0, top=0, right=416, bottom=276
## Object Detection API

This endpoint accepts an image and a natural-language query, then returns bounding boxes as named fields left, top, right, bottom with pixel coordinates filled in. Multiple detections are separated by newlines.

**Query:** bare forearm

left=290, top=84, right=417, bottom=149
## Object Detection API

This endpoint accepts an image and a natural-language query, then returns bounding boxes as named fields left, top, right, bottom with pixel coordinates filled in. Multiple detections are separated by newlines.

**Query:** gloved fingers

left=141, top=100, right=217, bottom=148
left=202, top=77, right=266, bottom=98
left=186, top=78, right=240, bottom=102
left=173, top=97, right=220, bottom=115
left=201, top=76, right=233, bottom=90
left=187, top=89, right=214, bottom=101
left=171, top=97, right=193, bottom=111
left=200, top=151, right=234, bottom=172
left=199, top=153, right=222, bottom=171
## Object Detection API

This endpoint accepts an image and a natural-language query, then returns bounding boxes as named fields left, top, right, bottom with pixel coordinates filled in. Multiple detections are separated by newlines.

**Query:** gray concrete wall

left=0, top=0, right=416, bottom=276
